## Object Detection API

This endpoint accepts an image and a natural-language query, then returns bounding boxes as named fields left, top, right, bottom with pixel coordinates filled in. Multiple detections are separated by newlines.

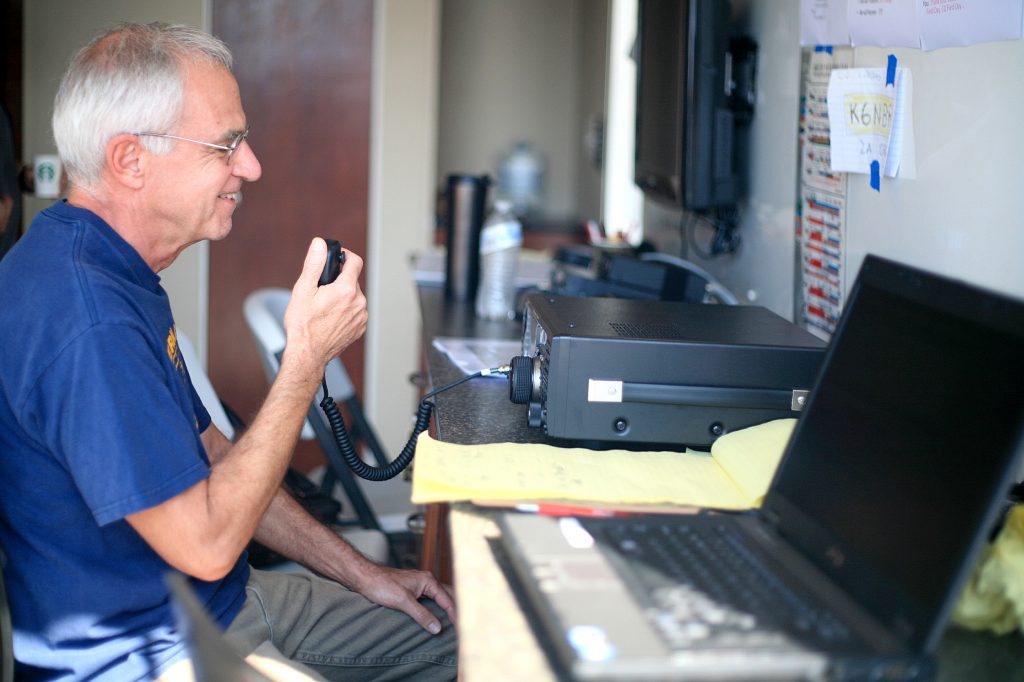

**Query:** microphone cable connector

left=480, top=364, right=512, bottom=377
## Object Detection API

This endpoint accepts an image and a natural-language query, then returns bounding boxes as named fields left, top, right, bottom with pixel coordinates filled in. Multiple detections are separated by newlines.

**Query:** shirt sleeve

left=26, top=323, right=210, bottom=526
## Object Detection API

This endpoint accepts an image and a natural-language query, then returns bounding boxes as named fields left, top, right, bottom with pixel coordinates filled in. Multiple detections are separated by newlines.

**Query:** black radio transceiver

left=507, top=294, right=827, bottom=447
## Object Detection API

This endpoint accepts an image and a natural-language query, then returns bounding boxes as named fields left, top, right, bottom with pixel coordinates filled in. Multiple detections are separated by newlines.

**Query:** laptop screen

left=764, top=256, right=1024, bottom=650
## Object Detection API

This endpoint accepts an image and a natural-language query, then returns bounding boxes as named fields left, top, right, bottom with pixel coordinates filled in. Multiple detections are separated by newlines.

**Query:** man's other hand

left=353, top=564, right=458, bottom=635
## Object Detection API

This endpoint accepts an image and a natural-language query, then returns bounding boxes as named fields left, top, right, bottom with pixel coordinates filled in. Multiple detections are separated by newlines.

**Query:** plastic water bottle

left=475, top=199, right=523, bottom=320
left=497, top=142, right=544, bottom=218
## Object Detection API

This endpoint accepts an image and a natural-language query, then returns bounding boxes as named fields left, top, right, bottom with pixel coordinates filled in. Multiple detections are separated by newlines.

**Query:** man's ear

left=106, top=134, right=146, bottom=189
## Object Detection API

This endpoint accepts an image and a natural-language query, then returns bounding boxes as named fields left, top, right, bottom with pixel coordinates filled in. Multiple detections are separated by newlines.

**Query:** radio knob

left=508, top=355, right=536, bottom=404
left=528, top=403, right=545, bottom=428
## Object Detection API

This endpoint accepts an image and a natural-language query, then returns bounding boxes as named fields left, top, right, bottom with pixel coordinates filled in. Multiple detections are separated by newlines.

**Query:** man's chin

left=207, top=218, right=234, bottom=242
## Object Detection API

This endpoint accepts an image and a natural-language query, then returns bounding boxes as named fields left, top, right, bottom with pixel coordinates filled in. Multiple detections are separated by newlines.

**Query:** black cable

left=319, top=367, right=509, bottom=481
left=713, top=205, right=742, bottom=255
left=422, top=370, right=489, bottom=401
left=684, top=207, right=741, bottom=258
left=683, top=210, right=716, bottom=260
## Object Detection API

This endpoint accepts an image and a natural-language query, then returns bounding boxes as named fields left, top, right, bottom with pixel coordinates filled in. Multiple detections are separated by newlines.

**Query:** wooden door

left=210, top=0, right=372, bottom=472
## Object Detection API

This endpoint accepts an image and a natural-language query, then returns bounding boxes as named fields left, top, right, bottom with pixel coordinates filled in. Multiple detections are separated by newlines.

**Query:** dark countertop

left=416, top=284, right=1024, bottom=681
left=419, top=285, right=548, bottom=446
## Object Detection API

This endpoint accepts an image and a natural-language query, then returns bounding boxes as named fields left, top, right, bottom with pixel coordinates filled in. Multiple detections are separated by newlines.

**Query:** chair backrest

left=243, top=289, right=314, bottom=440
left=243, top=288, right=356, bottom=439
left=243, top=288, right=396, bottom=547
left=637, top=252, right=739, bottom=305
left=177, top=331, right=235, bottom=441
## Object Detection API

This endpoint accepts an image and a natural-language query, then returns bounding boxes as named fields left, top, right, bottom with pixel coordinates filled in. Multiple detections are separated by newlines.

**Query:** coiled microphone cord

left=319, top=365, right=510, bottom=481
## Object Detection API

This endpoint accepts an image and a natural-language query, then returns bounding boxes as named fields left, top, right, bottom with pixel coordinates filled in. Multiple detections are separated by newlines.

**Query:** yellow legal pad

left=411, top=418, right=796, bottom=510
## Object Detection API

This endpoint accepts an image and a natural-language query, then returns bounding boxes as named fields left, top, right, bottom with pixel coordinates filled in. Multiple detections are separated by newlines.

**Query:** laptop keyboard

left=584, top=516, right=854, bottom=651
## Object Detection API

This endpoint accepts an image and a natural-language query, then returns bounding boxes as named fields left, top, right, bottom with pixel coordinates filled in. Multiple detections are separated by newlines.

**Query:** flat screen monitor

left=634, top=0, right=736, bottom=211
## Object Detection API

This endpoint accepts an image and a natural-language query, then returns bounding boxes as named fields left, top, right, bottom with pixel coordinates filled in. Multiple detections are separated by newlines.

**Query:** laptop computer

left=165, top=573, right=273, bottom=682
left=496, top=255, right=1024, bottom=681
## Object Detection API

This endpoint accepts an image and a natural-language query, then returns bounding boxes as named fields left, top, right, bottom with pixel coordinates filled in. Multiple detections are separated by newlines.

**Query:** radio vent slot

left=610, top=322, right=685, bottom=339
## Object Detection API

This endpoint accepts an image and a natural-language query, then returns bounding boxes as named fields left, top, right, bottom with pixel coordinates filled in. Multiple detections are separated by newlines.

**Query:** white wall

left=363, top=0, right=441, bottom=516
left=645, top=0, right=1024, bottom=322
left=436, top=0, right=607, bottom=222
left=843, top=42, right=1024, bottom=299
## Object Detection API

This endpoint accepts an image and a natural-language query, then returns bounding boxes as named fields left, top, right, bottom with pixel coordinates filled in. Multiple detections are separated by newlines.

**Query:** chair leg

left=318, top=467, right=337, bottom=499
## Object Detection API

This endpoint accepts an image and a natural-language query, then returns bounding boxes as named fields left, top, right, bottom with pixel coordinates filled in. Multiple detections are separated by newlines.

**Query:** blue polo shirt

left=0, top=201, right=249, bottom=680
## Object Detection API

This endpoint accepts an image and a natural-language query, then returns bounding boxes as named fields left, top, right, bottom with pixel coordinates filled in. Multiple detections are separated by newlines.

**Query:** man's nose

left=232, top=140, right=262, bottom=182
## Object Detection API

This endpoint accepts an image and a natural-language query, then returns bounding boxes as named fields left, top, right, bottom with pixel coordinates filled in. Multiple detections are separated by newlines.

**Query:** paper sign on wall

left=800, top=0, right=1024, bottom=50
left=848, top=0, right=921, bottom=48
left=826, top=65, right=911, bottom=183
left=802, top=0, right=851, bottom=47
left=919, top=0, right=1024, bottom=50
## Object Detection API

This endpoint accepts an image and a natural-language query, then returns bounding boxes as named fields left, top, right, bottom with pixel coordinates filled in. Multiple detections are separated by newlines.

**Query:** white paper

left=919, top=0, right=1024, bottom=50
left=800, top=0, right=851, bottom=46
left=847, top=0, right=921, bottom=48
left=827, top=67, right=910, bottom=178
left=802, top=0, right=1024, bottom=49
left=892, top=69, right=917, bottom=178
left=432, top=337, right=522, bottom=377
left=887, top=69, right=913, bottom=178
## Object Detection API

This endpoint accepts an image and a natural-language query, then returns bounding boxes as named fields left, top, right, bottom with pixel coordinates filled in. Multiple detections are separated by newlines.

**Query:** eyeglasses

left=134, top=125, right=250, bottom=162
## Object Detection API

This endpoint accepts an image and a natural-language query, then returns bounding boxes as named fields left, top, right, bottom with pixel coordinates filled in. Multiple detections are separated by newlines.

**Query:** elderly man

left=0, top=22, right=456, bottom=681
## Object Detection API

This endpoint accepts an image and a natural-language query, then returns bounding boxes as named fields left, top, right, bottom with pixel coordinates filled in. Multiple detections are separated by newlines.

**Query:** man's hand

left=282, top=238, right=368, bottom=375
left=250, top=477, right=457, bottom=635
left=351, top=564, right=458, bottom=635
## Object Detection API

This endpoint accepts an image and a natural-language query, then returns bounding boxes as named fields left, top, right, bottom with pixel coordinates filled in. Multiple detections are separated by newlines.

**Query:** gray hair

left=52, top=22, right=233, bottom=188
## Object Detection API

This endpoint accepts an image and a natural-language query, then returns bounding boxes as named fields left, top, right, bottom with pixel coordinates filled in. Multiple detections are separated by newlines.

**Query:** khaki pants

left=160, top=568, right=457, bottom=681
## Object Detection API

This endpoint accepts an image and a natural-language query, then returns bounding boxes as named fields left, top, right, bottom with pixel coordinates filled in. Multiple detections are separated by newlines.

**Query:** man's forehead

left=180, top=60, right=245, bottom=130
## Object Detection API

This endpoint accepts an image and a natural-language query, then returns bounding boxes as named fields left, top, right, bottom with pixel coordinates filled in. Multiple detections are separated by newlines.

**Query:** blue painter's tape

left=814, top=45, right=834, bottom=54
left=886, top=54, right=897, bottom=86
left=870, top=160, right=881, bottom=192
